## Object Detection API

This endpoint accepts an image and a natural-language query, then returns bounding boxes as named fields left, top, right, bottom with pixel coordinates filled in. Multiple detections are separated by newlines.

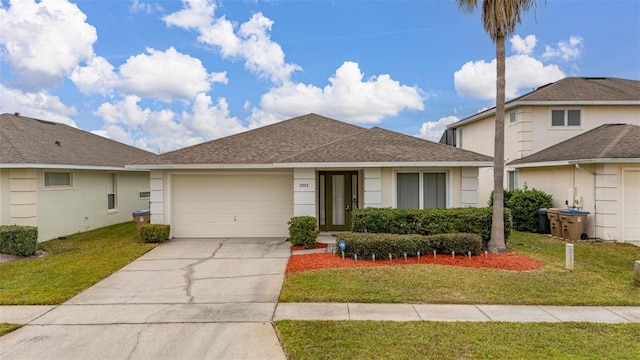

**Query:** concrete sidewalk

left=3, top=303, right=640, bottom=325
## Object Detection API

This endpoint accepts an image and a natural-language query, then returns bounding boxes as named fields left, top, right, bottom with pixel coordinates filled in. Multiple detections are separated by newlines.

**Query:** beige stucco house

left=129, top=114, right=493, bottom=238
left=0, top=113, right=154, bottom=242
left=443, top=77, right=640, bottom=244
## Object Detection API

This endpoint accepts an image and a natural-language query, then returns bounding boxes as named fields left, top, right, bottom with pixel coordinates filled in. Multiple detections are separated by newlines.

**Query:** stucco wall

left=36, top=169, right=150, bottom=242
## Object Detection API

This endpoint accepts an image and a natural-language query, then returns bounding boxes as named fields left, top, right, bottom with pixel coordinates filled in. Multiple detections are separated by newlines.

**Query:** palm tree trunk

left=490, top=34, right=507, bottom=252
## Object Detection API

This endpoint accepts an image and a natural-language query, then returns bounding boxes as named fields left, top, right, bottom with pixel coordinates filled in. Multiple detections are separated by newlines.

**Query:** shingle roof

left=513, top=77, right=640, bottom=102
left=133, top=113, right=492, bottom=167
left=448, top=77, right=640, bottom=129
left=0, top=113, right=154, bottom=167
left=508, top=124, right=640, bottom=166
left=281, top=127, right=492, bottom=163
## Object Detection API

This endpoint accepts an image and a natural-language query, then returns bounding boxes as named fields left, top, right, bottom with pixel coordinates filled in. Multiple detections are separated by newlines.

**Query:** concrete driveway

left=0, top=238, right=290, bottom=360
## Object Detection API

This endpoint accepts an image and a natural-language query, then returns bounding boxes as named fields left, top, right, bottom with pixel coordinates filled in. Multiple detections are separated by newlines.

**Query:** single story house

left=508, top=123, right=640, bottom=245
left=1, top=113, right=154, bottom=242
left=128, top=114, right=493, bottom=238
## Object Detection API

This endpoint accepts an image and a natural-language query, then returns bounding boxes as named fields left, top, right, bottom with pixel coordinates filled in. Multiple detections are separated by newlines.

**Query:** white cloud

left=510, top=34, right=537, bottom=55
left=69, top=56, right=118, bottom=95
left=93, top=94, right=247, bottom=152
left=454, top=35, right=566, bottom=100
left=415, top=116, right=459, bottom=142
left=543, top=36, right=584, bottom=61
left=164, top=1, right=300, bottom=83
left=0, top=84, right=77, bottom=126
left=129, top=0, right=163, bottom=14
left=0, top=0, right=97, bottom=89
left=118, top=47, right=227, bottom=101
left=247, top=61, right=425, bottom=127
left=162, top=0, right=215, bottom=30
left=180, top=93, right=248, bottom=140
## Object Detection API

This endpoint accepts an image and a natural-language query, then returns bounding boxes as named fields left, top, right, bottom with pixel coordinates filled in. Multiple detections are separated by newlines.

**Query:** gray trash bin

left=537, top=208, right=550, bottom=234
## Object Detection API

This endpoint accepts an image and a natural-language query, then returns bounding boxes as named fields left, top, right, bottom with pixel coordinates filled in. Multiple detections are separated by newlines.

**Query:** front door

left=319, top=171, right=358, bottom=231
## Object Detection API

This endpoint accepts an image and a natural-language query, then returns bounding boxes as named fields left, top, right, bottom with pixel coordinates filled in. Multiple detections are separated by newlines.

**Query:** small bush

left=351, top=207, right=511, bottom=249
left=288, top=216, right=318, bottom=249
left=335, top=232, right=482, bottom=258
left=0, top=226, right=38, bottom=256
left=140, top=224, right=170, bottom=243
left=490, top=186, right=553, bottom=233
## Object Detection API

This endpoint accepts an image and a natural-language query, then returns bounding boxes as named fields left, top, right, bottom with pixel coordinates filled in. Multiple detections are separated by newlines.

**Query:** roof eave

left=273, top=161, right=494, bottom=168
left=510, top=158, right=640, bottom=168
left=126, top=163, right=275, bottom=170
left=1, top=163, right=146, bottom=171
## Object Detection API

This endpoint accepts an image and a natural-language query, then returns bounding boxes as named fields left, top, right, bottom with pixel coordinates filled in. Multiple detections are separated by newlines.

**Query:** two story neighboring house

left=443, top=77, right=640, bottom=244
left=1, top=113, right=154, bottom=242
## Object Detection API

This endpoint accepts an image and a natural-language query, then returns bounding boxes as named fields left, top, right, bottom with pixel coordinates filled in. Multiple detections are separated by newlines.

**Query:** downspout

left=575, top=164, right=597, bottom=239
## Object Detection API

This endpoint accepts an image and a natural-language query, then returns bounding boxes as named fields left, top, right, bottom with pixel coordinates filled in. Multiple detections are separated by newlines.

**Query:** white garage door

left=172, top=174, right=293, bottom=238
left=622, top=170, right=640, bottom=245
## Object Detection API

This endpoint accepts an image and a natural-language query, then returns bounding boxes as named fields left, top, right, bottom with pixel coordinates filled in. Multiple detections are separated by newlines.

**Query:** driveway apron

left=0, top=238, right=290, bottom=360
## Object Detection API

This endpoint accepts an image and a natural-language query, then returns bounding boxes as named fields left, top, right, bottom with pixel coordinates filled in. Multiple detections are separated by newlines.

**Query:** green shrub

left=351, top=207, right=511, bottom=248
left=335, top=232, right=482, bottom=258
left=288, top=216, right=318, bottom=248
left=0, top=226, right=38, bottom=256
left=140, top=224, right=170, bottom=243
left=490, top=186, right=553, bottom=233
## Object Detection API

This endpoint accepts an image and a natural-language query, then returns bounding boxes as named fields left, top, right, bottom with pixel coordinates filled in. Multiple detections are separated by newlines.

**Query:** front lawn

left=0, top=222, right=156, bottom=305
left=280, top=232, right=640, bottom=305
left=275, top=321, right=640, bottom=360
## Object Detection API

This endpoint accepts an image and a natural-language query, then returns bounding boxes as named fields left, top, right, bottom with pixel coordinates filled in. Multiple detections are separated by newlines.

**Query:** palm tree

left=457, top=0, right=535, bottom=252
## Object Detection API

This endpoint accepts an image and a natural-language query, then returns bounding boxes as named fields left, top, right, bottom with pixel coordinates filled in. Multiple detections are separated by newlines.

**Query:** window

left=397, top=172, right=446, bottom=209
left=551, top=109, right=581, bottom=127
left=507, top=170, right=518, bottom=191
left=509, top=111, right=517, bottom=124
left=107, top=173, right=117, bottom=211
left=44, top=171, right=72, bottom=188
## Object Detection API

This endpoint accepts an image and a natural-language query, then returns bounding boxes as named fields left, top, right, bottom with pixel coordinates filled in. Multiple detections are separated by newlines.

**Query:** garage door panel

left=172, top=174, right=293, bottom=238
left=623, top=170, right=640, bottom=243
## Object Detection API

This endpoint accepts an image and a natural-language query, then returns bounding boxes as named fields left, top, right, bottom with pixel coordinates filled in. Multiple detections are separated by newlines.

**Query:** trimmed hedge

left=351, top=207, right=511, bottom=248
left=140, top=224, right=171, bottom=243
left=288, top=216, right=318, bottom=249
left=0, top=225, right=38, bottom=256
left=335, top=232, right=483, bottom=258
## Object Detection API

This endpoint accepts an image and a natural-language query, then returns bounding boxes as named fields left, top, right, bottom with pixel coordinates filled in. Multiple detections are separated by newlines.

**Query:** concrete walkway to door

left=0, top=238, right=290, bottom=360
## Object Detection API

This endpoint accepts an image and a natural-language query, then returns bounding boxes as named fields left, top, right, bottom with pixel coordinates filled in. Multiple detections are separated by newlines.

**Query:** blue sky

left=1, top=0, right=639, bottom=153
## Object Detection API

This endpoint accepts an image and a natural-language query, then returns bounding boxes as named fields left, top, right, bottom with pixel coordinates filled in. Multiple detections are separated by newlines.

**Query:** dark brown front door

left=319, top=171, right=358, bottom=231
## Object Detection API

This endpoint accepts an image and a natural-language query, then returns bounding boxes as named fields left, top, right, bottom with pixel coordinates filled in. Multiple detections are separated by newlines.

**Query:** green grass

left=280, top=232, right=640, bottom=305
left=275, top=321, right=640, bottom=360
left=0, top=222, right=156, bottom=305
left=0, top=323, right=21, bottom=336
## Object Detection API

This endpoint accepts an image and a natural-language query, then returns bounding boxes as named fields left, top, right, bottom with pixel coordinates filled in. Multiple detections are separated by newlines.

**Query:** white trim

left=127, top=163, right=275, bottom=170
left=511, top=159, right=640, bottom=168
left=275, top=161, right=492, bottom=168
left=3, top=164, right=146, bottom=171
left=129, top=161, right=493, bottom=170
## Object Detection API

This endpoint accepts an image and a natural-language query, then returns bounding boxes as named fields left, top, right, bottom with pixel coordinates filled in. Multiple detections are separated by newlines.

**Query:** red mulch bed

left=286, top=252, right=543, bottom=274
left=290, top=242, right=329, bottom=251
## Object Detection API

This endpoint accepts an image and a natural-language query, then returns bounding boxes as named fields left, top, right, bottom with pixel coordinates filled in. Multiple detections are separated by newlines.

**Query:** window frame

left=107, top=172, right=118, bottom=212
left=394, top=170, right=449, bottom=210
left=509, top=110, right=517, bottom=125
left=550, top=108, right=582, bottom=128
left=43, top=171, right=73, bottom=190
left=507, top=170, right=518, bottom=191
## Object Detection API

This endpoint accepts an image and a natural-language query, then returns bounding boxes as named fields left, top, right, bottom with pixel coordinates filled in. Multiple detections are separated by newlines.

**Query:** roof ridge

left=597, top=125, right=633, bottom=158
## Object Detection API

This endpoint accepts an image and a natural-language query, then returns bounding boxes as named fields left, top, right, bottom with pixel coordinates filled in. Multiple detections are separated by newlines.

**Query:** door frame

left=318, top=171, right=358, bottom=231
